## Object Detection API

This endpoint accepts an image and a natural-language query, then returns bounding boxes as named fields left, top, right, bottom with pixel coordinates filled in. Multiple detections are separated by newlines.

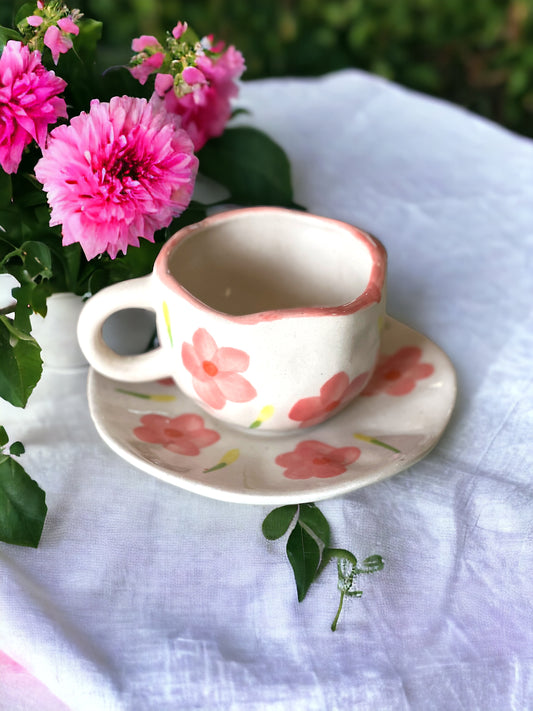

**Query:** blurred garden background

left=2, top=0, right=533, bottom=138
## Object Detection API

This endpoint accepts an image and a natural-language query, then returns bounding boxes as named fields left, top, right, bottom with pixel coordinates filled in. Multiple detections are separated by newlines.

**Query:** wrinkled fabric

left=1, top=71, right=532, bottom=710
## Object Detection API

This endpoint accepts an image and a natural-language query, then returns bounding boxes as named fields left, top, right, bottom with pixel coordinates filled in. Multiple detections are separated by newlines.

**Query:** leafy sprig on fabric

left=262, top=503, right=384, bottom=630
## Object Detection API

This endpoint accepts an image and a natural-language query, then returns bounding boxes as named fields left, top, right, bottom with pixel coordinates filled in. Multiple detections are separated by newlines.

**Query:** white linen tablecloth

left=1, top=70, right=532, bottom=710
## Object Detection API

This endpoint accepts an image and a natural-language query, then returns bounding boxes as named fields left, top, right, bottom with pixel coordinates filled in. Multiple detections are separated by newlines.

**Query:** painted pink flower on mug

left=289, top=371, right=370, bottom=428
left=182, top=328, right=257, bottom=410
left=133, top=413, right=220, bottom=455
left=361, top=346, right=434, bottom=396
left=275, top=440, right=361, bottom=480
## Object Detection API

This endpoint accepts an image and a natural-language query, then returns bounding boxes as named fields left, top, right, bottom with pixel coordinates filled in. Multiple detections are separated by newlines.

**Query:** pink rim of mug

left=156, top=206, right=387, bottom=324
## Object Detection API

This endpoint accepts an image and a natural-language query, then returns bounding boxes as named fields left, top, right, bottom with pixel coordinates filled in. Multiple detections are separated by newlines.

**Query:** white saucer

left=87, top=317, right=456, bottom=504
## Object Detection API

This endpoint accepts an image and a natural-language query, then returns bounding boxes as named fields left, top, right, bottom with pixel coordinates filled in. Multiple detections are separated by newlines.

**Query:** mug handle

left=77, top=275, right=171, bottom=382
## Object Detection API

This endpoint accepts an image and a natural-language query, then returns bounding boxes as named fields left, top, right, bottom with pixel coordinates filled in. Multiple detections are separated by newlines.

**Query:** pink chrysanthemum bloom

left=35, top=96, right=198, bottom=260
left=153, top=43, right=245, bottom=151
left=0, top=40, right=67, bottom=174
left=130, top=24, right=245, bottom=151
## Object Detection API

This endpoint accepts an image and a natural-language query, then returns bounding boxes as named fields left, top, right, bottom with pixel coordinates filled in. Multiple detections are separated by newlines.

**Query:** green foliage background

left=2, top=1, right=532, bottom=137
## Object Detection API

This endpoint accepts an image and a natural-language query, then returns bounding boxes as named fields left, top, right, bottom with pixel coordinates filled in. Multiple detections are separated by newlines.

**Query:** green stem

left=318, top=547, right=358, bottom=576
left=331, top=589, right=345, bottom=631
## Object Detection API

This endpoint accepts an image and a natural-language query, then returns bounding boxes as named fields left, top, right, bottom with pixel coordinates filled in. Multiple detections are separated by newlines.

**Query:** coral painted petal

left=181, top=342, right=207, bottom=380
left=215, top=373, right=257, bottom=402
left=276, top=440, right=359, bottom=480
left=190, top=428, right=220, bottom=449
left=167, top=439, right=201, bottom=456
left=335, top=446, right=361, bottom=465
left=385, top=378, right=416, bottom=396
left=212, top=347, right=249, bottom=373
left=192, top=328, right=217, bottom=361
left=388, top=346, right=422, bottom=371
left=309, top=462, right=346, bottom=479
left=288, top=396, right=324, bottom=422
left=193, top=378, right=226, bottom=410
left=411, top=363, right=435, bottom=380
left=320, top=372, right=349, bottom=405
left=172, top=413, right=205, bottom=433
left=274, top=451, right=299, bottom=468
left=282, top=464, right=317, bottom=480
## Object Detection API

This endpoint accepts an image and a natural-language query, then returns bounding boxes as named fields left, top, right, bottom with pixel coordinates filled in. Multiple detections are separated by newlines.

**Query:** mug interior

left=167, top=210, right=378, bottom=316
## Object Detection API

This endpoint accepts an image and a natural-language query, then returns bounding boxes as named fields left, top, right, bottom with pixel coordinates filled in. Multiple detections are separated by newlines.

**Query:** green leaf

left=0, top=454, right=47, bottom=547
left=9, top=441, right=25, bottom=456
left=197, top=127, right=297, bottom=207
left=362, top=555, right=384, bottom=573
left=16, top=241, right=53, bottom=281
left=14, top=4, right=35, bottom=26
left=0, top=26, right=22, bottom=51
left=0, top=426, right=7, bottom=447
left=299, top=503, right=331, bottom=546
left=262, top=504, right=298, bottom=540
left=73, top=18, right=103, bottom=65
left=286, top=522, right=321, bottom=602
left=0, top=314, right=42, bottom=408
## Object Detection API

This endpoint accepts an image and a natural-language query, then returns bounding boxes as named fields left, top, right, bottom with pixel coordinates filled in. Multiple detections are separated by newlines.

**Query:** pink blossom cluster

left=35, top=96, right=198, bottom=259
left=0, top=40, right=67, bottom=173
left=0, top=10, right=243, bottom=261
left=24, top=1, right=81, bottom=64
left=130, top=23, right=245, bottom=150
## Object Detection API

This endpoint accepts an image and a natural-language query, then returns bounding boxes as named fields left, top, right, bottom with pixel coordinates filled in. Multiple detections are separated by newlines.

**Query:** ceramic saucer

left=87, top=317, right=456, bottom=504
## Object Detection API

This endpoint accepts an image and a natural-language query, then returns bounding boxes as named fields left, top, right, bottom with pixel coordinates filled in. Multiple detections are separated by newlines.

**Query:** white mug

left=77, top=207, right=387, bottom=432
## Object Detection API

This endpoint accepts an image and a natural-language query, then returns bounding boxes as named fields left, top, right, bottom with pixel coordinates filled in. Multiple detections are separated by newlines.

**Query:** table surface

left=1, top=70, right=532, bottom=711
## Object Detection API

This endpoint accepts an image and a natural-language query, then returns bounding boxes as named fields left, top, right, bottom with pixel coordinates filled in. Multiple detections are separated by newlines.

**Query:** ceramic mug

left=77, top=207, right=387, bottom=432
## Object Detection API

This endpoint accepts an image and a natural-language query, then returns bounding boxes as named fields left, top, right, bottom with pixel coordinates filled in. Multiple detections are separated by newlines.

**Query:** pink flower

left=35, top=96, right=198, bottom=260
left=130, top=52, right=165, bottom=85
left=289, top=371, right=371, bottom=428
left=26, top=15, right=44, bottom=27
left=134, top=413, right=220, bottom=455
left=0, top=40, right=66, bottom=174
left=275, top=440, right=361, bottom=480
left=44, top=25, right=73, bottom=64
left=172, top=22, right=188, bottom=40
left=153, top=44, right=245, bottom=151
left=130, top=36, right=165, bottom=84
left=131, top=35, right=161, bottom=52
left=57, top=17, right=79, bottom=35
left=361, top=346, right=434, bottom=396
left=182, top=328, right=257, bottom=410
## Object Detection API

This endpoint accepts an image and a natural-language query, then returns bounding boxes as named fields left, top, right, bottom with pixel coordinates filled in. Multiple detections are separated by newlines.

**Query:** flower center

left=325, top=399, right=341, bottom=412
left=202, top=360, right=218, bottom=377
left=384, top=368, right=401, bottom=381
left=164, top=428, right=183, bottom=439
left=312, top=456, right=331, bottom=466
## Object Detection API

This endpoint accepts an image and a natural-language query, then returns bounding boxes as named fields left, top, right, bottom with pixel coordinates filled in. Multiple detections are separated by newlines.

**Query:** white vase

left=30, top=292, right=88, bottom=369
